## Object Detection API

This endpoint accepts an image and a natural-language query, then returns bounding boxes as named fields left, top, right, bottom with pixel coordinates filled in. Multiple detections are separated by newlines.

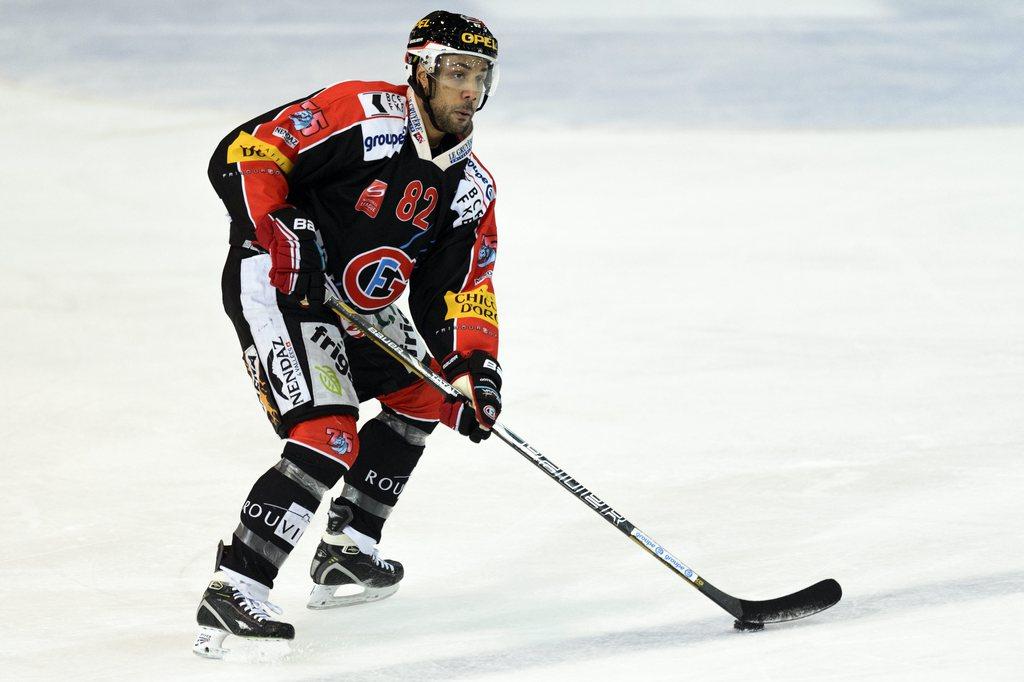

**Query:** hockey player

left=193, top=11, right=503, bottom=658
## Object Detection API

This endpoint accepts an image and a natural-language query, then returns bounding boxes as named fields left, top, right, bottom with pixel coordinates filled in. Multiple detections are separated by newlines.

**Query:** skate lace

left=232, top=588, right=283, bottom=622
left=369, top=549, right=394, bottom=572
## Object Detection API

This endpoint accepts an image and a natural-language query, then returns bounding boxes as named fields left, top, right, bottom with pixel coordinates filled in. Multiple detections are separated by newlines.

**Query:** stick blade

left=737, top=578, right=842, bottom=624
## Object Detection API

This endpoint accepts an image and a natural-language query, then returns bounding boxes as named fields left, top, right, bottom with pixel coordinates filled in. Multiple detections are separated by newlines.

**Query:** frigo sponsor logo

left=309, top=325, right=350, bottom=376
left=314, top=364, right=344, bottom=397
left=444, top=286, right=498, bottom=326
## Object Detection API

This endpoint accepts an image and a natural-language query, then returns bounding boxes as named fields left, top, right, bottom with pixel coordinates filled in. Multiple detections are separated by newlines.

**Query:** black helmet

left=405, top=10, right=499, bottom=111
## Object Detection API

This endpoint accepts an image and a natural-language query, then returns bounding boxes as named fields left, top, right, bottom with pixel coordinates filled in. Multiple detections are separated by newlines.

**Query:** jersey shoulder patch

left=450, top=153, right=497, bottom=228
left=360, top=117, right=407, bottom=161
left=302, top=81, right=407, bottom=137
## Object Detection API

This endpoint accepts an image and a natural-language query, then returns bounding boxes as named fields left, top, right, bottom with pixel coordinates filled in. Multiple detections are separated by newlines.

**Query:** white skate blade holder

left=307, top=582, right=400, bottom=609
left=192, top=626, right=291, bottom=661
left=193, top=626, right=228, bottom=659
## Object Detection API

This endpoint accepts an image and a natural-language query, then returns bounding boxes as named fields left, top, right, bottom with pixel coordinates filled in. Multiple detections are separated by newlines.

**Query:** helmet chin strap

left=408, top=65, right=445, bottom=134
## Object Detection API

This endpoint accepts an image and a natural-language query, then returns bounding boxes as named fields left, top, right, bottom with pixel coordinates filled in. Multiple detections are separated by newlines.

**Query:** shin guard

left=334, top=409, right=435, bottom=542
left=219, top=416, right=354, bottom=587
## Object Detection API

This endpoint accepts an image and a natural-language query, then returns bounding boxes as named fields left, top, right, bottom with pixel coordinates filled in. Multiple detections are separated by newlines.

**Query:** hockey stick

left=325, top=294, right=842, bottom=629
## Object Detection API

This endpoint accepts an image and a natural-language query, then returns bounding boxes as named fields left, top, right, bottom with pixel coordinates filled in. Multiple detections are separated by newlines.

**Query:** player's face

left=428, top=55, right=492, bottom=135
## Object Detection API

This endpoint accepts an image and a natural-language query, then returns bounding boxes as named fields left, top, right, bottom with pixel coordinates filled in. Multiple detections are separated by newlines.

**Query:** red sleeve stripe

left=452, top=202, right=499, bottom=357
left=240, top=162, right=255, bottom=228
left=238, top=162, right=288, bottom=229
left=273, top=215, right=302, bottom=293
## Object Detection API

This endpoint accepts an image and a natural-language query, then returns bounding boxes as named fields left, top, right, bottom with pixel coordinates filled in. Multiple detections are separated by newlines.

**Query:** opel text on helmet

left=405, top=10, right=499, bottom=114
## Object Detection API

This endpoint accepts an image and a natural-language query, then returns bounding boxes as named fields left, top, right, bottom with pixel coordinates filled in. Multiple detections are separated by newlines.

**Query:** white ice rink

left=2, top=2, right=1022, bottom=680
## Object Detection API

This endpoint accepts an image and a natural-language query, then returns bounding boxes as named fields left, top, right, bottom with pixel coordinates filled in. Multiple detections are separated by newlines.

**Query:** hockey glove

left=254, top=207, right=327, bottom=308
left=439, top=350, right=502, bottom=443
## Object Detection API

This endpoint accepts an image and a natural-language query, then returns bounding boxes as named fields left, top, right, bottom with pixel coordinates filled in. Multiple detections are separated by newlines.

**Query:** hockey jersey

left=208, top=80, right=499, bottom=362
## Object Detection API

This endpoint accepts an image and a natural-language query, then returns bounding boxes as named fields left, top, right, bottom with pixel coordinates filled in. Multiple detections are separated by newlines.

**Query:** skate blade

left=307, top=582, right=400, bottom=609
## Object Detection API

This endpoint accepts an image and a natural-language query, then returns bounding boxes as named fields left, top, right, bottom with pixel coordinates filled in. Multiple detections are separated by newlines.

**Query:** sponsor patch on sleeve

left=358, top=91, right=407, bottom=118
left=226, top=131, right=294, bottom=172
left=361, top=118, right=407, bottom=161
left=272, top=126, right=299, bottom=148
left=444, top=286, right=498, bottom=327
left=289, top=100, right=327, bottom=136
left=450, top=156, right=495, bottom=228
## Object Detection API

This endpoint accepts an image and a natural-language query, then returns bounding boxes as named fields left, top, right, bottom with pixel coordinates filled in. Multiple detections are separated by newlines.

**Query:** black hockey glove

left=255, top=206, right=327, bottom=308
left=440, top=350, right=502, bottom=443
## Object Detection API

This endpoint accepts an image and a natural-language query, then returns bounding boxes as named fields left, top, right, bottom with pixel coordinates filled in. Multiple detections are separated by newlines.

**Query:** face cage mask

left=405, top=47, right=499, bottom=112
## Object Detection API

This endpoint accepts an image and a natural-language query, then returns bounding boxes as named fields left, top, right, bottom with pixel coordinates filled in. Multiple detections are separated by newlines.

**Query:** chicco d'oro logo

left=342, top=247, right=414, bottom=311
left=443, top=285, right=498, bottom=326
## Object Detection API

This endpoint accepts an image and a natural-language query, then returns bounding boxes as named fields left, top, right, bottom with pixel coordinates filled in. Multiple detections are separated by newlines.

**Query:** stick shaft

left=324, top=296, right=729, bottom=608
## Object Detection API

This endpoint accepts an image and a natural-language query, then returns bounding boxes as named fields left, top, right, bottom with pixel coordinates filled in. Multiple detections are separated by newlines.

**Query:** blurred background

left=3, top=0, right=1023, bottom=127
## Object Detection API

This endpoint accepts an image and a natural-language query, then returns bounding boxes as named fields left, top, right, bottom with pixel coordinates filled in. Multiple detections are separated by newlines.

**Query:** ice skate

left=308, top=507, right=404, bottom=609
left=193, top=568, right=294, bottom=659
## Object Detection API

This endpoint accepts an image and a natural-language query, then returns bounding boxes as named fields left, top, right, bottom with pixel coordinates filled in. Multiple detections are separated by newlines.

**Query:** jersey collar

left=406, top=86, right=474, bottom=171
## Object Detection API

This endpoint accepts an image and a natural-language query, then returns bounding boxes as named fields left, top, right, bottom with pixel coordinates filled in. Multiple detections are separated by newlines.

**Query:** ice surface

left=1, top=2, right=1022, bottom=680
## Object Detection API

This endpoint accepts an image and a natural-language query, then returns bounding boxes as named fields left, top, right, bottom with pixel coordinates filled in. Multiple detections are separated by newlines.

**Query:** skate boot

left=193, top=566, right=294, bottom=659
left=307, top=504, right=403, bottom=609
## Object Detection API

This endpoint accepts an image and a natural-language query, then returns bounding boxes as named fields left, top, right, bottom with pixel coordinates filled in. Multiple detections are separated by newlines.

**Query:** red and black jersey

left=208, top=80, right=499, bottom=362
